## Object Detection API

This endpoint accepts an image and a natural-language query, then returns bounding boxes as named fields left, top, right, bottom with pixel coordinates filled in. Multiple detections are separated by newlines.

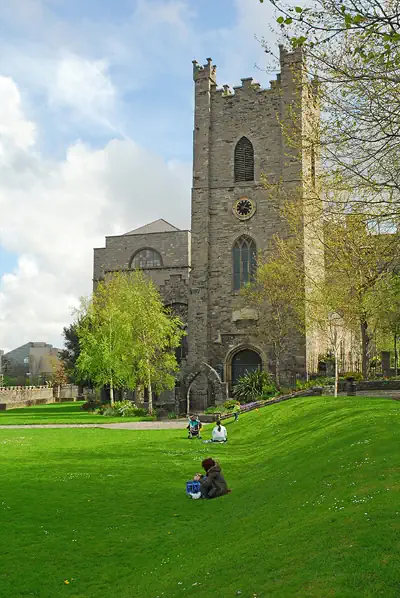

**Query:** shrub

left=167, top=411, right=178, bottom=419
left=340, top=371, right=363, bottom=381
left=205, top=406, right=225, bottom=415
left=133, top=407, right=148, bottom=417
left=103, top=407, right=117, bottom=417
left=223, top=399, right=237, bottom=411
left=233, top=370, right=277, bottom=403
left=93, top=401, right=150, bottom=418
left=81, top=394, right=102, bottom=412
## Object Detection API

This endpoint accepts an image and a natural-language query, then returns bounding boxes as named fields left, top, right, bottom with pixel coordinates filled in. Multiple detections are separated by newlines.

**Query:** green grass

left=0, top=401, right=154, bottom=424
left=1, top=395, right=400, bottom=597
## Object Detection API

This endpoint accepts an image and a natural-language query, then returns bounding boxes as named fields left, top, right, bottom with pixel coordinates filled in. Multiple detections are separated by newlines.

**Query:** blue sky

left=0, top=0, right=278, bottom=351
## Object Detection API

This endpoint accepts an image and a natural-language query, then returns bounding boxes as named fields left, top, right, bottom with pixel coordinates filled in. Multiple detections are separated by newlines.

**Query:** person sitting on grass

left=212, top=420, right=227, bottom=443
left=189, top=458, right=230, bottom=500
left=187, top=414, right=202, bottom=439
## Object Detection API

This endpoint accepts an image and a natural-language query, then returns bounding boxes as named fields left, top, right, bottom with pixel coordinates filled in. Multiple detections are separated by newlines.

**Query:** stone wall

left=0, top=384, right=80, bottom=409
left=0, top=386, right=54, bottom=408
left=93, top=230, right=191, bottom=287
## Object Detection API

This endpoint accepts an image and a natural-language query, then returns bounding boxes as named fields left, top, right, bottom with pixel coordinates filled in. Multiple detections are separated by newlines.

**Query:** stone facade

left=189, top=47, right=320, bottom=388
left=93, top=47, right=322, bottom=399
left=94, top=219, right=191, bottom=324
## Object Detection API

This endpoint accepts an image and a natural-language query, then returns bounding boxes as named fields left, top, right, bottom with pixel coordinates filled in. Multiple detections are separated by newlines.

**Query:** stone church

left=93, top=46, right=320, bottom=402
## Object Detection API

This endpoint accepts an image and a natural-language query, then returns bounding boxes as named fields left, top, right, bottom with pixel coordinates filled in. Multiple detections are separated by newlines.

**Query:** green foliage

left=204, top=406, right=224, bottom=415
left=76, top=271, right=185, bottom=411
left=223, top=399, right=238, bottom=411
left=60, top=319, right=89, bottom=384
left=340, top=371, right=364, bottom=382
left=167, top=411, right=178, bottom=419
left=81, top=394, right=102, bottom=412
left=93, top=400, right=150, bottom=418
left=233, top=370, right=277, bottom=403
left=295, top=377, right=335, bottom=391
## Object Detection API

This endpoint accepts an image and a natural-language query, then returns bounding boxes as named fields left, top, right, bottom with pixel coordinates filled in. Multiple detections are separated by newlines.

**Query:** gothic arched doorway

left=231, top=349, right=262, bottom=386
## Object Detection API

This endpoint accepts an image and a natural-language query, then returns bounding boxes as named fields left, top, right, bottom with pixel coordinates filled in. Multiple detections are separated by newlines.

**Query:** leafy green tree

left=368, top=273, right=400, bottom=374
left=123, top=272, right=184, bottom=414
left=76, top=276, right=133, bottom=405
left=60, top=321, right=89, bottom=385
left=76, top=271, right=184, bottom=412
left=245, top=238, right=305, bottom=387
left=258, top=0, right=400, bottom=222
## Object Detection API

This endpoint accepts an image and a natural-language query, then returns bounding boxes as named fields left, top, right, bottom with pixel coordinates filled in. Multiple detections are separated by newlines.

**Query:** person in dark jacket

left=193, top=458, right=230, bottom=499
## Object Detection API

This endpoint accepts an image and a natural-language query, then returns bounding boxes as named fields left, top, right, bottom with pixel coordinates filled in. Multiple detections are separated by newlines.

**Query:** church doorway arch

left=228, top=347, right=262, bottom=388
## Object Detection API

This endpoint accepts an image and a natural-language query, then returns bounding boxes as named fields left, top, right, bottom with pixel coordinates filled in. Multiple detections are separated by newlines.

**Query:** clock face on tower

left=233, top=197, right=256, bottom=220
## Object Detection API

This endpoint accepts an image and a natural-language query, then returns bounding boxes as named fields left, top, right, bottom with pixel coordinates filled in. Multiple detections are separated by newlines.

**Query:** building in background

left=2, top=342, right=61, bottom=384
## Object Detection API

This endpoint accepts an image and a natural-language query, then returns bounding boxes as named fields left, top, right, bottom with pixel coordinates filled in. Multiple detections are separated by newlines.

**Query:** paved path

left=0, top=421, right=188, bottom=430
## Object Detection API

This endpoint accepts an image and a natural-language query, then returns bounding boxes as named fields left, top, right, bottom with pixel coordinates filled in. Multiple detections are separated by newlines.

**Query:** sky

left=0, top=0, right=279, bottom=353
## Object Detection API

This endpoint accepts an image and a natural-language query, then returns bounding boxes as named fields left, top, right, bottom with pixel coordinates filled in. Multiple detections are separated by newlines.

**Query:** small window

left=234, top=137, right=254, bottom=182
left=132, top=249, right=162, bottom=269
left=233, top=235, right=257, bottom=290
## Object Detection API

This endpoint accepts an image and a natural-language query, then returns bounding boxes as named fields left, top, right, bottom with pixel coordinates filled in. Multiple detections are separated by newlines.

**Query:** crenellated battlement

left=193, top=45, right=305, bottom=101
left=192, top=57, right=217, bottom=84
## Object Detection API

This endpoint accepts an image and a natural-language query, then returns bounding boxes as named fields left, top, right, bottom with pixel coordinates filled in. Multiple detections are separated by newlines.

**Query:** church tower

left=187, top=47, right=320, bottom=389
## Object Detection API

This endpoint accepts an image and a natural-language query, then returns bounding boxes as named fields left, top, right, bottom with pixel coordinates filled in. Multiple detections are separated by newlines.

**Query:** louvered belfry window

left=234, top=136, right=254, bottom=182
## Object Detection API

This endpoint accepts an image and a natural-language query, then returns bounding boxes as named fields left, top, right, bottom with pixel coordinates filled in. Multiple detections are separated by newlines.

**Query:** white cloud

left=0, top=77, right=36, bottom=151
left=0, top=76, right=191, bottom=350
left=50, top=53, right=117, bottom=128
left=0, top=0, right=283, bottom=352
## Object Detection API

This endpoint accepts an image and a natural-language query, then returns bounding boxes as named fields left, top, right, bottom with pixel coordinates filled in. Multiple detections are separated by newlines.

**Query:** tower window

left=233, top=235, right=257, bottom=290
left=234, top=137, right=254, bottom=182
left=131, top=248, right=162, bottom=269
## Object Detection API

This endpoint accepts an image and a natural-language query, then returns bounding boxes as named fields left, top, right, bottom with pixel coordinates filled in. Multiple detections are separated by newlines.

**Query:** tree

left=52, top=362, right=68, bottom=399
left=244, top=238, right=305, bottom=387
left=59, top=321, right=88, bottom=385
left=76, top=271, right=184, bottom=412
left=123, top=272, right=184, bottom=414
left=259, top=0, right=400, bottom=222
left=368, top=272, right=400, bottom=374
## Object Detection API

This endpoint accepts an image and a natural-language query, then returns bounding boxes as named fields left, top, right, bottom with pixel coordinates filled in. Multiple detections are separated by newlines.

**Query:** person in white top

left=212, top=420, right=228, bottom=443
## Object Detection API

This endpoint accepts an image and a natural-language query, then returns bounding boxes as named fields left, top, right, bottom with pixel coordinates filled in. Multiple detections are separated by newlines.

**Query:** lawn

left=1, top=395, right=400, bottom=598
left=0, top=401, right=154, bottom=425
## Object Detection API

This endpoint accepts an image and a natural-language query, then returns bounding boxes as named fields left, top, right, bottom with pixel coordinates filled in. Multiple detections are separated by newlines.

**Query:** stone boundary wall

left=0, top=385, right=79, bottom=409
left=355, top=380, right=400, bottom=391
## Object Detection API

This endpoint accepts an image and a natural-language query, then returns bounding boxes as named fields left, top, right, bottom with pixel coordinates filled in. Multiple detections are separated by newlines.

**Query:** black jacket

left=200, top=464, right=228, bottom=498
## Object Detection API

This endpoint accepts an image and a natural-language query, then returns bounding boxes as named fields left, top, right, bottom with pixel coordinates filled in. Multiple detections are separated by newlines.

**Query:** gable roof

left=124, top=219, right=180, bottom=236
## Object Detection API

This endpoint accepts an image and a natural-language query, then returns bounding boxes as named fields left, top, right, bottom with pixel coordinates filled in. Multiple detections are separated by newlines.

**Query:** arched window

left=234, top=137, right=254, bottom=182
left=232, top=235, right=257, bottom=290
left=131, top=248, right=162, bottom=269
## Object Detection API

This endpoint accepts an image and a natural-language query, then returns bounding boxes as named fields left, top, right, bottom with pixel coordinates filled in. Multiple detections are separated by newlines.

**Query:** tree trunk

left=186, top=382, right=192, bottom=417
left=147, top=364, right=153, bottom=414
left=360, top=319, right=370, bottom=378
left=275, top=352, right=281, bottom=389
left=57, top=384, right=61, bottom=400
left=109, top=379, right=114, bottom=406
left=334, top=349, right=339, bottom=398
left=395, top=333, right=398, bottom=376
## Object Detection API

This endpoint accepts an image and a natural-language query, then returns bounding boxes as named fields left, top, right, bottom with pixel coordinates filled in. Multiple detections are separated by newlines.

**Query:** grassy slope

left=0, top=401, right=153, bottom=424
left=0, top=396, right=399, bottom=598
